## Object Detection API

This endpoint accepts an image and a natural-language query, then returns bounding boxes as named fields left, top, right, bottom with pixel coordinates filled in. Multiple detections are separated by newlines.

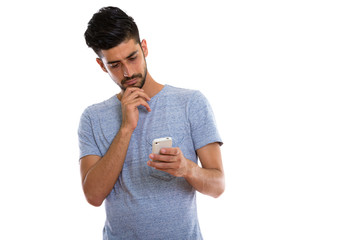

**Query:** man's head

left=85, top=6, right=140, bottom=56
left=85, top=6, right=147, bottom=91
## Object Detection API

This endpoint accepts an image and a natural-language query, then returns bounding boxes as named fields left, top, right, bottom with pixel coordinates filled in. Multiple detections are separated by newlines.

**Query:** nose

left=122, top=64, right=133, bottom=78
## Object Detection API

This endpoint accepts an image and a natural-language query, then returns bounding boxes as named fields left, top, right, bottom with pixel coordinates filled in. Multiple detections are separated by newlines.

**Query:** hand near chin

left=120, top=87, right=151, bottom=131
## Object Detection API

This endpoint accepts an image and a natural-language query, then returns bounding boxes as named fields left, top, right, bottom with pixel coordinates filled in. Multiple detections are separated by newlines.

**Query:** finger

left=160, top=147, right=180, bottom=156
left=122, top=88, right=146, bottom=99
left=138, top=92, right=151, bottom=102
left=149, top=153, right=173, bottom=162
left=147, top=160, right=175, bottom=170
left=125, top=90, right=151, bottom=102
left=125, top=87, right=144, bottom=93
left=136, top=98, right=151, bottom=112
left=127, top=98, right=151, bottom=112
left=122, top=87, right=143, bottom=96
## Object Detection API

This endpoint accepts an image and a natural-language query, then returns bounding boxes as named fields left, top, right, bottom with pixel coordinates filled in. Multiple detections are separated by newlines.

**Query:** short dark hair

left=84, top=6, right=140, bottom=56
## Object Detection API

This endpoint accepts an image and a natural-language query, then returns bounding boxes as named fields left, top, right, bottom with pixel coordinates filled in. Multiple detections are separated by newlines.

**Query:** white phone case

left=152, top=137, right=172, bottom=155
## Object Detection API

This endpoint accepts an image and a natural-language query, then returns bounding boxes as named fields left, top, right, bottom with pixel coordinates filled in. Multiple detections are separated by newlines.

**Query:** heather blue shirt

left=78, top=85, right=222, bottom=240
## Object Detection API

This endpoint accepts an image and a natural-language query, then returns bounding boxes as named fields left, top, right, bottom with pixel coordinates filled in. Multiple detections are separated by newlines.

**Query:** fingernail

left=149, top=154, right=154, bottom=159
left=161, top=149, right=166, bottom=154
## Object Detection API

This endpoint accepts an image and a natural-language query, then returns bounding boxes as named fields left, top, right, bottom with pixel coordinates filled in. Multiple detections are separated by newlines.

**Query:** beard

left=119, top=57, right=148, bottom=91
left=119, top=72, right=145, bottom=91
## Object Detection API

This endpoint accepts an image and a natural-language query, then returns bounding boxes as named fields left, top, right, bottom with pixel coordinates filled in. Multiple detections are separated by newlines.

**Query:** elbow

left=212, top=177, right=225, bottom=198
left=85, top=194, right=104, bottom=207
left=212, top=185, right=225, bottom=198
left=86, top=197, right=104, bottom=207
left=213, top=190, right=224, bottom=199
left=83, top=188, right=105, bottom=207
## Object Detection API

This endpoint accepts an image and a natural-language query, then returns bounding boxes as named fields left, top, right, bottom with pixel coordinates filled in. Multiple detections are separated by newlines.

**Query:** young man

left=78, top=6, right=224, bottom=239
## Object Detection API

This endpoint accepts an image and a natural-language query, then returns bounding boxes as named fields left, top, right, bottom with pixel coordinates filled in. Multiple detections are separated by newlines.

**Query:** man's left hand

left=147, top=148, right=194, bottom=177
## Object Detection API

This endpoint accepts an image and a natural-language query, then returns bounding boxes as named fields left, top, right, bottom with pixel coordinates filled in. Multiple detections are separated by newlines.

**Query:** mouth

left=125, top=78, right=138, bottom=86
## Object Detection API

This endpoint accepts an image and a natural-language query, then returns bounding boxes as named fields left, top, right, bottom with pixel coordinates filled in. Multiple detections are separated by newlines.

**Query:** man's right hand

left=119, top=87, right=151, bottom=131
left=81, top=87, right=151, bottom=207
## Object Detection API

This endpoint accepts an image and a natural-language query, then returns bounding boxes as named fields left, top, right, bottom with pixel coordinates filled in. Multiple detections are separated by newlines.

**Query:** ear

left=96, top=58, right=108, bottom=73
left=141, top=39, right=148, bottom=57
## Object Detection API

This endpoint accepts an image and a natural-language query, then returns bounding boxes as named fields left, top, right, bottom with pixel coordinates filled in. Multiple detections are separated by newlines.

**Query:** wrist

left=119, top=125, right=134, bottom=136
left=184, top=160, right=199, bottom=179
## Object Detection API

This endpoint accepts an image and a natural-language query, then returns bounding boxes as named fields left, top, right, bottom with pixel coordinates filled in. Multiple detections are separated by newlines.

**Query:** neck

left=141, top=72, right=164, bottom=98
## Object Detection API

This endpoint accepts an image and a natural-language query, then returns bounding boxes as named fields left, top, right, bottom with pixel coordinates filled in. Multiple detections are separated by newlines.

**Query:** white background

left=0, top=0, right=359, bottom=239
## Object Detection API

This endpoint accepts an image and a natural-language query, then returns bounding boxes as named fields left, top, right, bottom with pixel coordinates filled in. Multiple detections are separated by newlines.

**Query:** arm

left=187, top=143, right=225, bottom=198
left=147, top=142, right=225, bottom=198
left=80, top=88, right=151, bottom=206
left=80, top=128, right=132, bottom=207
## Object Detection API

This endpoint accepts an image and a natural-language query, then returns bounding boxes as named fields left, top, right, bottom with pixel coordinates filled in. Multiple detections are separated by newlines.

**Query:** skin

left=80, top=38, right=225, bottom=207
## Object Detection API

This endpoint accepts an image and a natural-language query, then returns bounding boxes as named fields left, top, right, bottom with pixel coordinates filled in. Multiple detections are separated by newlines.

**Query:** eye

left=110, top=63, right=120, bottom=69
left=129, top=56, right=137, bottom=61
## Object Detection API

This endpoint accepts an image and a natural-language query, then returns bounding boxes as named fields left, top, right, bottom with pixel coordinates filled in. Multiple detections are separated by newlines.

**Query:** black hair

left=84, top=6, right=140, bottom=56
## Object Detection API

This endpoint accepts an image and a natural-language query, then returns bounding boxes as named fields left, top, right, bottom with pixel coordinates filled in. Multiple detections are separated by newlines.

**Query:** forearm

left=82, top=127, right=132, bottom=206
left=185, top=161, right=225, bottom=198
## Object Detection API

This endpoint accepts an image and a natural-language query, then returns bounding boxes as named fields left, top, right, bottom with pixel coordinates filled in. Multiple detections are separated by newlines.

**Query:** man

left=78, top=6, right=224, bottom=239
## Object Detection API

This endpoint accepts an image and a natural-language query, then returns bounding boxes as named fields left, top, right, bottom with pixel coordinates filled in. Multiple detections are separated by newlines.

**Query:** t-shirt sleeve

left=78, top=107, right=101, bottom=159
left=188, top=91, right=223, bottom=150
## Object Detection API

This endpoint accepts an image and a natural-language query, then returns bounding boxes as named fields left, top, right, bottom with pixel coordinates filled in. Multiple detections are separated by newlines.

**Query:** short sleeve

left=78, top=107, right=101, bottom=159
left=188, top=91, right=223, bottom=150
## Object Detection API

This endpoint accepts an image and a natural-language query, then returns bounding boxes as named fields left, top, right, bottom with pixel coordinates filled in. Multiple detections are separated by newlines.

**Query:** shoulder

left=81, top=95, right=120, bottom=118
left=163, top=85, right=205, bottom=103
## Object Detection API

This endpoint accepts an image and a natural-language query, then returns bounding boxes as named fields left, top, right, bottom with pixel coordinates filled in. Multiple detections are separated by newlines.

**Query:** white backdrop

left=0, top=0, right=359, bottom=239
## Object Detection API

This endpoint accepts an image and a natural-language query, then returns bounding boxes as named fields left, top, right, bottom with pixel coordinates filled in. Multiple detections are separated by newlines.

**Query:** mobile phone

left=152, top=137, right=172, bottom=155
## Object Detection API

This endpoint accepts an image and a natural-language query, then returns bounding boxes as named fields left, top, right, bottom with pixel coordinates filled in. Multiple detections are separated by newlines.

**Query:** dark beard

left=140, top=64, right=147, bottom=89
left=120, top=61, right=148, bottom=91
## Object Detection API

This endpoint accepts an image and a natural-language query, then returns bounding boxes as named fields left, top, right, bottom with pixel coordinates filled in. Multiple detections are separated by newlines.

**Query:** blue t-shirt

left=78, top=85, right=222, bottom=240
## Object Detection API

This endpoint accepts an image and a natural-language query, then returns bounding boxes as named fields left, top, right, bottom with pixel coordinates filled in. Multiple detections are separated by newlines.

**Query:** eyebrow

left=106, top=50, right=139, bottom=65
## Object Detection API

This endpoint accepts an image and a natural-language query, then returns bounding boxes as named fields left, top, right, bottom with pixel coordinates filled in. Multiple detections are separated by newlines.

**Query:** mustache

left=121, top=74, right=143, bottom=84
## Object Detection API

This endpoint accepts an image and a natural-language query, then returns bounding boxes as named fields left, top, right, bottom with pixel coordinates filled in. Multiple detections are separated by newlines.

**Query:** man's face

left=96, top=38, right=148, bottom=91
